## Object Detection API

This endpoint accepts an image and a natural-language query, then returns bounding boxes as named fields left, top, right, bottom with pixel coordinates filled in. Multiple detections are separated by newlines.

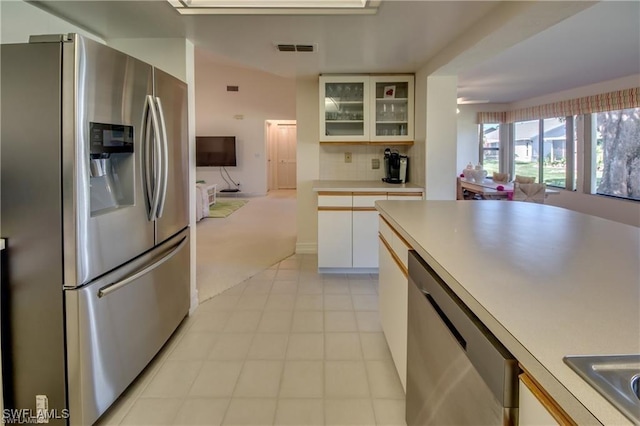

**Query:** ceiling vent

left=275, top=43, right=317, bottom=53
left=276, top=44, right=296, bottom=52
left=295, top=44, right=314, bottom=52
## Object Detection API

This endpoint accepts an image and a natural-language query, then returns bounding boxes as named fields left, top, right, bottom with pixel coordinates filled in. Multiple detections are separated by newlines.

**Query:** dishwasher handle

left=408, top=251, right=520, bottom=409
left=423, top=290, right=467, bottom=351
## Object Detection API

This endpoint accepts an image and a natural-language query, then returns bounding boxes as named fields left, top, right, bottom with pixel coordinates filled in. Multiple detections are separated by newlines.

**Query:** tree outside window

left=596, top=108, right=640, bottom=201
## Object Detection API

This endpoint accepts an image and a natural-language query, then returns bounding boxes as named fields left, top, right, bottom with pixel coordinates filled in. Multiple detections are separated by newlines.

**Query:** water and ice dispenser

left=89, top=122, right=135, bottom=215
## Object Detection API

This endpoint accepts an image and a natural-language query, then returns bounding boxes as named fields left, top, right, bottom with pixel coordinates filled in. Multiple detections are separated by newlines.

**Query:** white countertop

left=375, top=200, right=640, bottom=425
left=312, top=179, right=424, bottom=192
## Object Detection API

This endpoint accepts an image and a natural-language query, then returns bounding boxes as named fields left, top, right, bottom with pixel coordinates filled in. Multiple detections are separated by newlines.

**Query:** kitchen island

left=375, top=200, right=640, bottom=425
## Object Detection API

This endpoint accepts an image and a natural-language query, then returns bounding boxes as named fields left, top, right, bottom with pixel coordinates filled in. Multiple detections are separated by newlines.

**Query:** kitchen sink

left=564, top=354, right=640, bottom=423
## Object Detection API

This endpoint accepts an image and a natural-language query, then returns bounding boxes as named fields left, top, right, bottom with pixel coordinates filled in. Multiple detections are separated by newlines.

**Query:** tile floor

left=97, top=254, right=406, bottom=426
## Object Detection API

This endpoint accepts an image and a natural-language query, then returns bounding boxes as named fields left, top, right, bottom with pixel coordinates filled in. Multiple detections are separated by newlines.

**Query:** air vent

left=275, top=43, right=316, bottom=53
left=295, top=45, right=314, bottom=52
left=276, top=44, right=296, bottom=52
left=227, top=85, right=239, bottom=92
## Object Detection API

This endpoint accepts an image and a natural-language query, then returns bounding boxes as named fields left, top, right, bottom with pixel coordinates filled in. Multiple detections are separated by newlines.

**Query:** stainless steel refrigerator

left=1, top=34, right=190, bottom=425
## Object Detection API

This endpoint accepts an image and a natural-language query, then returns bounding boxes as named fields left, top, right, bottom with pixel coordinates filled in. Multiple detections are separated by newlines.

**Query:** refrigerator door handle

left=154, top=97, right=169, bottom=219
left=142, top=95, right=161, bottom=221
left=147, top=94, right=163, bottom=221
left=97, top=235, right=187, bottom=298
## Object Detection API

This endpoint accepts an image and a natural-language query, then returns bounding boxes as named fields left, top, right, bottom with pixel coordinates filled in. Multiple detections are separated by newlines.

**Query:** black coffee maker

left=382, top=148, right=408, bottom=184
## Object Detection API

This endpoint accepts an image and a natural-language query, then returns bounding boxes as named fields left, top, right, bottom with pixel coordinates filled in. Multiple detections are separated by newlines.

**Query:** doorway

left=267, top=120, right=297, bottom=190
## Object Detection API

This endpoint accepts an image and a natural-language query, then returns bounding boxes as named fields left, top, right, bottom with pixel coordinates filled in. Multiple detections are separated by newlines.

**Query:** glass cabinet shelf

left=320, top=75, right=414, bottom=142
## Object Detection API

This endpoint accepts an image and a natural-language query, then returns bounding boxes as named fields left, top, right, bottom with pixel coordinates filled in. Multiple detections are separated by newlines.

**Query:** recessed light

left=168, top=0, right=380, bottom=14
left=457, top=97, right=490, bottom=105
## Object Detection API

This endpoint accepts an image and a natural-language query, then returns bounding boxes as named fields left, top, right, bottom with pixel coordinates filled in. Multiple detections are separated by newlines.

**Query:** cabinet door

left=387, top=191, right=423, bottom=201
left=378, top=236, right=408, bottom=391
left=370, top=75, right=414, bottom=142
left=352, top=193, right=386, bottom=268
left=353, top=210, right=381, bottom=268
left=519, top=373, right=573, bottom=425
left=318, top=210, right=352, bottom=268
left=319, top=76, right=370, bottom=142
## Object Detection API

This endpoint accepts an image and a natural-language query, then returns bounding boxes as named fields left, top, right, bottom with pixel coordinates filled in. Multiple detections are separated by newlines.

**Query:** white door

left=276, top=124, right=297, bottom=189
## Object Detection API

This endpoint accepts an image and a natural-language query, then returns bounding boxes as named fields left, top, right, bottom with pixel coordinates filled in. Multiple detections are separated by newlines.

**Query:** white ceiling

left=28, top=0, right=640, bottom=104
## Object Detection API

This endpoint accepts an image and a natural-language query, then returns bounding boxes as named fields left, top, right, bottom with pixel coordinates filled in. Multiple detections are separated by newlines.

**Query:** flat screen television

left=196, top=136, right=237, bottom=167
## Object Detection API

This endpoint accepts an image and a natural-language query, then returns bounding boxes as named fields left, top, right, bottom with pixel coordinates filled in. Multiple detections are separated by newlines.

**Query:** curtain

left=477, top=87, right=639, bottom=123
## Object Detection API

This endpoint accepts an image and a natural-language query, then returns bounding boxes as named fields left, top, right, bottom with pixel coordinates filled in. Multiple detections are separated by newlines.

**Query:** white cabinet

left=353, top=193, right=387, bottom=268
left=319, top=76, right=370, bottom=142
left=317, top=191, right=422, bottom=271
left=519, top=373, right=574, bottom=426
left=318, top=210, right=352, bottom=268
left=317, top=194, right=353, bottom=268
left=370, top=75, right=414, bottom=142
left=387, top=192, right=423, bottom=201
left=319, top=75, right=414, bottom=143
left=317, top=192, right=384, bottom=270
left=378, top=215, right=411, bottom=391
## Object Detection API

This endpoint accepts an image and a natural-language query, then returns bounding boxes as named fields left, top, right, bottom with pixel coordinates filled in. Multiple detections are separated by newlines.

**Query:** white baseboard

left=318, top=267, right=378, bottom=274
left=295, top=242, right=317, bottom=254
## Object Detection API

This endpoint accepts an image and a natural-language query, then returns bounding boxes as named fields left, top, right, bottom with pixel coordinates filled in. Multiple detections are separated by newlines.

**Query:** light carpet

left=208, top=199, right=248, bottom=218
left=196, top=190, right=297, bottom=302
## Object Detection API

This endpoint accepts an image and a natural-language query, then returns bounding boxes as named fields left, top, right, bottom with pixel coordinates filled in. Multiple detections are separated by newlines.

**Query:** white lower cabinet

left=378, top=216, right=410, bottom=391
left=317, top=191, right=422, bottom=270
left=519, top=373, right=574, bottom=425
left=318, top=210, right=352, bottom=268
left=352, top=193, right=387, bottom=268
left=353, top=210, right=381, bottom=267
left=387, top=192, right=423, bottom=201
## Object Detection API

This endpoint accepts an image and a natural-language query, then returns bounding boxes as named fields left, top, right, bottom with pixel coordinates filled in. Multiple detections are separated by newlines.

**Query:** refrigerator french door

left=1, top=34, right=190, bottom=426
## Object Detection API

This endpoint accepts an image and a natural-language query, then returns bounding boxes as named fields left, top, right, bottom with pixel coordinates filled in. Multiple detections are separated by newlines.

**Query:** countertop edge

left=312, top=179, right=424, bottom=192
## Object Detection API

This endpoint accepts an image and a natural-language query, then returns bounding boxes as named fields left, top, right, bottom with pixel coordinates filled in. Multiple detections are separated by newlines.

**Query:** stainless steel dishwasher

left=406, top=251, right=519, bottom=425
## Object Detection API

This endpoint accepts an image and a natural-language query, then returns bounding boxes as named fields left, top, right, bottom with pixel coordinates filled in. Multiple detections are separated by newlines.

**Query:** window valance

left=476, top=87, right=639, bottom=123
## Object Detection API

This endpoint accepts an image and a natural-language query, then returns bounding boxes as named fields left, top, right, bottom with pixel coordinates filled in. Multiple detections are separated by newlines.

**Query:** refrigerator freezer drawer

left=65, top=228, right=190, bottom=426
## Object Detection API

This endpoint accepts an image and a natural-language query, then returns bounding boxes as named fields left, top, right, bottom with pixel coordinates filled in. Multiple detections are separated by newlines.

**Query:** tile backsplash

left=319, top=145, right=408, bottom=181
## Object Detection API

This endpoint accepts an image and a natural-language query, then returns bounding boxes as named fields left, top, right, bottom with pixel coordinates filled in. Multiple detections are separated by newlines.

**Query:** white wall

left=108, top=38, right=189, bottom=83
left=194, top=58, right=296, bottom=196
left=295, top=78, right=320, bottom=254
left=424, top=75, right=458, bottom=200
left=409, top=70, right=427, bottom=189
left=319, top=145, right=408, bottom=181
left=456, top=103, right=510, bottom=174
left=0, top=0, right=105, bottom=44
left=546, top=191, right=639, bottom=228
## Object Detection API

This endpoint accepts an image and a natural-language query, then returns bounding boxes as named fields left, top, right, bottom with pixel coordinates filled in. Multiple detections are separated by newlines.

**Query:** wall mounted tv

left=196, top=136, right=237, bottom=167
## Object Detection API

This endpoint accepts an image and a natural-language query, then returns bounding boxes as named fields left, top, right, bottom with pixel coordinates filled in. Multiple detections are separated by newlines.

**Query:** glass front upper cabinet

left=319, top=75, right=414, bottom=143
left=370, top=75, right=414, bottom=142
left=320, top=76, right=370, bottom=142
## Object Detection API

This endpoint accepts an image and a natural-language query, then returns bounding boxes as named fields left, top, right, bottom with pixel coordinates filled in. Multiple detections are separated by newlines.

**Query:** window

left=541, top=117, right=567, bottom=188
left=476, top=88, right=638, bottom=202
left=480, top=123, right=500, bottom=175
left=594, top=107, right=640, bottom=201
left=511, top=118, right=568, bottom=187
left=513, top=119, right=539, bottom=181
